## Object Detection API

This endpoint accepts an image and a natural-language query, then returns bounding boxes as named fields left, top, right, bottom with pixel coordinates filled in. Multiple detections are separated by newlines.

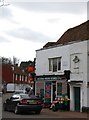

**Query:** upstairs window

left=49, top=57, right=61, bottom=72
left=58, top=58, right=61, bottom=71
left=53, top=58, right=57, bottom=72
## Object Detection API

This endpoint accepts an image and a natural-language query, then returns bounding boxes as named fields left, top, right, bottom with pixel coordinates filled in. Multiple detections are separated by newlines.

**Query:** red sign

left=27, top=66, right=35, bottom=73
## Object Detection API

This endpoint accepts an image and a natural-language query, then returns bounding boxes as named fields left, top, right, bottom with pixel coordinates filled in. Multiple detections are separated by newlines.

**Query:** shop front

left=35, top=75, right=68, bottom=106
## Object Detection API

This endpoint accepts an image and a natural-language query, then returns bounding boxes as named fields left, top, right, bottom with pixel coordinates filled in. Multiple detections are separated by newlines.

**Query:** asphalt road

left=1, top=93, right=88, bottom=119
left=2, top=108, right=88, bottom=119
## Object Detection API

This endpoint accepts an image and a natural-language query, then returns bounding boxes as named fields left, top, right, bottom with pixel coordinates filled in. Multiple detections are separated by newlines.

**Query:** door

left=56, top=81, right=62, bottom=96
left=45, top=81, right=51, bottom=104
left=51, top=82, right=56, bottom=101
left=74, top=87, right=80, bottom=112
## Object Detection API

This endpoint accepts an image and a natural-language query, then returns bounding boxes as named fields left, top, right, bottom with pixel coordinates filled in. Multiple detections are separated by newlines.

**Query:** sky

left=0, top=0, right=88, bottom=64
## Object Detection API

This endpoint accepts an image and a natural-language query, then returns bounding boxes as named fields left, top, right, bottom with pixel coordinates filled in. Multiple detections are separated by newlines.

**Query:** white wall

left=36, top=44, right=70, bottom=76
left=69, top=40, right=88, bottom=110
left=36, top=40, right=89, bottom=110
left=87, top=40, right=89, bottom=107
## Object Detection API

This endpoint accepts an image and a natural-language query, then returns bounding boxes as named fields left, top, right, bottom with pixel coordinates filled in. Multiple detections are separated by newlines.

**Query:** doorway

left=74, top=87, right=80, bottom=112
left=52, top=82, right=56, bottom=101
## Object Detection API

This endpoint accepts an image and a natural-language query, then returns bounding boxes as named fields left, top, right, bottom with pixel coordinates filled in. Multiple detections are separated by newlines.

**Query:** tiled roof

left=43, top=20, right=89, bottom=48
left=43, top=42, right=56, bottom=48
left=56, top=20, right=89, bottom=45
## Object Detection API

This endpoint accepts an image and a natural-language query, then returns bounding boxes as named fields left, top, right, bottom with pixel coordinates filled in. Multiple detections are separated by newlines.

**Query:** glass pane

left=57, top=82, right=62, bottom=96
left=49, top=59, right=51, bottom=71
left=53, top=58, right=57, bottom=72
left=58, top=58, right=61, bottom=70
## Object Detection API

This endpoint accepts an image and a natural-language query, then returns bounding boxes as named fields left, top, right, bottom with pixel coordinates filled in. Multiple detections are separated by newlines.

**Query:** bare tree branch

left=0, top=0, right=10, bottom=7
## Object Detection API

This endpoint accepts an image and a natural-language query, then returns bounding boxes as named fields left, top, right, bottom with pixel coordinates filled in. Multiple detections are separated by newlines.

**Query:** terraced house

left=35, top=20, right=89, bottom=112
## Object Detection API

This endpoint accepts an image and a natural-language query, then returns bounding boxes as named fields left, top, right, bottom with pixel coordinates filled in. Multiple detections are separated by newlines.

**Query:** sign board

left=37, top=76, right=61, bottom=81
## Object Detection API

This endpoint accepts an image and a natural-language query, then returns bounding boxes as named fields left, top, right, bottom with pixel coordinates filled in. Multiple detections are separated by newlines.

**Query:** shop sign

left=37, top=76, right=61, bottom=81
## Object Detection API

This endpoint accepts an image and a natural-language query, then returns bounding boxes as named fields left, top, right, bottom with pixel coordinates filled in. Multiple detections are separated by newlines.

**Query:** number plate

left=29, top=100, right=37, bottom=104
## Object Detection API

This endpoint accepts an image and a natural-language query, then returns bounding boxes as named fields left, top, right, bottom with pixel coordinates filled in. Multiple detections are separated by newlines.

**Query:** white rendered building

left=35, top=20, right=89, bottom=112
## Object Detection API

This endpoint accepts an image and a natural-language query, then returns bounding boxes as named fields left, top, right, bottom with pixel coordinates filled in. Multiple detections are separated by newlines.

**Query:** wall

left=87, top=40, right=89, bottom=107
left=36, top=44, right=70, bottom=76
left=2, top=64, right=13, bottom=83
left=69, top=40, right=88, bottom=111
left=36, top=40, right=89, bottom=111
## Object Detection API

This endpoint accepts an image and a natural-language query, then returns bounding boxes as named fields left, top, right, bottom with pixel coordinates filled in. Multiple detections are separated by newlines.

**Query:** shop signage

left=37, top=76, right=61, bottom=81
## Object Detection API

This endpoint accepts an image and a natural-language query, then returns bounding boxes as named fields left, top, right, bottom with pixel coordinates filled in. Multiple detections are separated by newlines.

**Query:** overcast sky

left=0, top=0, right=88, bottom=63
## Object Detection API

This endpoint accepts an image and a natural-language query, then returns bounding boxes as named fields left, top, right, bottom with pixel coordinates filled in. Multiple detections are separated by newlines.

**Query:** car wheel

left=3, top=103, right=7, bottom=111
left=14, top=106, right=19, bottom=114
left=35, top=110, right=41, bottom=114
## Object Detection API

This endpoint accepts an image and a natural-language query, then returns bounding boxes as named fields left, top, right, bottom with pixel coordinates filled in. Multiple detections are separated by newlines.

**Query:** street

left=1, top=93, right=88, bottom=119
left=2, top=108, right=88, bottom=119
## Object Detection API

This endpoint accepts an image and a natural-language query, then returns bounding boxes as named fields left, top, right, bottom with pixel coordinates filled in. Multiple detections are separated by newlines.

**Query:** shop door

left=56, top=81, right=62, bottom=96
left=45, top=81, right=51, bottom=104
left=52, top=82, right=56, bottom=101
left=74, top=87, right=80, bottom=112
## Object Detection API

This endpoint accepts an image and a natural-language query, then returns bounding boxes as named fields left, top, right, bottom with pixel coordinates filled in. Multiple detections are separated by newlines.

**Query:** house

left=35, top=20, right=89, bottom=112
left=1, top=59, right=35, bottom=92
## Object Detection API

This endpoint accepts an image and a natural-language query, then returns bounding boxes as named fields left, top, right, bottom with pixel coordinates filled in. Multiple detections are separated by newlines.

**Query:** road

left=2, top=108, right=88, bottom=119
left=1, top=93, right=88, bottom=119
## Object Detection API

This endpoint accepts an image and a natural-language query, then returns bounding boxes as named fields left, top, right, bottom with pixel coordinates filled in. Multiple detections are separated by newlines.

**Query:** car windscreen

left=20, top=94, right=29, bottom=98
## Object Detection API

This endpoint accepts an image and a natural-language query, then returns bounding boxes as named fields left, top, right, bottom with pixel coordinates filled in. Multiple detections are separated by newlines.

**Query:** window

left=53, top=58, right=57, bottom=72
left=58, top=58, right=61, bottom=71
left=49, top=59, right=52, bottom=71
left=49, top=57, right=61, bottom=72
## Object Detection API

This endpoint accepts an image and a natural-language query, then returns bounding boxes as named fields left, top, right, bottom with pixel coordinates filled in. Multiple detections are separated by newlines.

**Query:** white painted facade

left=36, top=44, right=70, bottom=76
left=36, top=40, right=89, bottom=112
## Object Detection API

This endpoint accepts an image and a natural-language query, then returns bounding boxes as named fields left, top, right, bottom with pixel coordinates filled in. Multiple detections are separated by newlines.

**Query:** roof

left=43, top=42, right=56, bottom=48
left=43, top=20, right=89, bottom=48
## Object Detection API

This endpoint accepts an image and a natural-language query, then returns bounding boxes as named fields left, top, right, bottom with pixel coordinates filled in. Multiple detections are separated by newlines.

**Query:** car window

left=20, top=94, right=29, bottom=98
left=14, top=90, right=26, bottom=94
left=11, top=97, right=20, bottom=99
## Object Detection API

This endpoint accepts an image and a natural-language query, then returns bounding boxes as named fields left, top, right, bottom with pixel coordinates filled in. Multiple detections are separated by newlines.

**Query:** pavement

left=42, top=108, right=88, bottom=118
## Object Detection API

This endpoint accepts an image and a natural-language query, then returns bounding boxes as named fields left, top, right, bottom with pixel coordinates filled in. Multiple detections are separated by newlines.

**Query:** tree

left=13, top=56, right=19, bottom=65
left=0, top=0, right=10, bottom=7
left=1, top=57, right=12, bottom=64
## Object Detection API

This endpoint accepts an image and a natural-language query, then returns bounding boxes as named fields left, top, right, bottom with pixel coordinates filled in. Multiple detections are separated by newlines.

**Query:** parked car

left=3, top=93, right=43, bottom=114
left=13, top=90, right=26, bottom=95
